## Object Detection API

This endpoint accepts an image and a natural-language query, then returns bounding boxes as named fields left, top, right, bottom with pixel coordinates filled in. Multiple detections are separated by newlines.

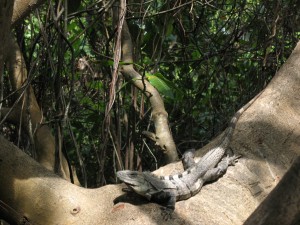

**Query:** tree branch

left=121, top=20, right=178, bottom=163
left=244, top=156, right=300, bottom=225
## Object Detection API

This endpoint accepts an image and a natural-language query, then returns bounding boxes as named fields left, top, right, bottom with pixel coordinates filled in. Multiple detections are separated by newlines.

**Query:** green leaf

left=145, top=72, right=183, bottom=101
left=146, top=72, right=173, bottom=99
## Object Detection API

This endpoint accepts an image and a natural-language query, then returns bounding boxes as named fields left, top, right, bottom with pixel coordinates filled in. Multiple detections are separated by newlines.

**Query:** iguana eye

left=116, top=92, right=261, bottom=220
left=128, top=171, right=139, bottom=178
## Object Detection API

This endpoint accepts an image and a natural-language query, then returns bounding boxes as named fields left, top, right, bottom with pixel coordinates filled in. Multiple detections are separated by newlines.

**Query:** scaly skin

left=117, top=92, right=261, bottom=220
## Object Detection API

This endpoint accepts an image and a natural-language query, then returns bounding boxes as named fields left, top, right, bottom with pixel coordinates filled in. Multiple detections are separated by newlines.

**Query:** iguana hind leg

left=182, top=148, right=196, bottom=170
left=203, top=154, right=241, bottom=182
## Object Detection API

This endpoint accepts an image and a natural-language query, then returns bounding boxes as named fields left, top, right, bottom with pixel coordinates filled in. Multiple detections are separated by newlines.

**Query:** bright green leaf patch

left=145, top=72, right=183, bottom=102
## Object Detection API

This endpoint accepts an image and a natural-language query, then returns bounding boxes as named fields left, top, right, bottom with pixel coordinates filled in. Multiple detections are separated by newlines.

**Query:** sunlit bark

left=1, top=40, right=300, bottom=224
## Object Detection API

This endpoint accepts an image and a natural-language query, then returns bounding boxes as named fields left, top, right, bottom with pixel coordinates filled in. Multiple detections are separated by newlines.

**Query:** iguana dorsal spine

left=117, top=92, right=261, bottom=220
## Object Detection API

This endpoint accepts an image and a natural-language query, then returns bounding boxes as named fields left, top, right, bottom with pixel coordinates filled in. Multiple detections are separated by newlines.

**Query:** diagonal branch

left=3, top=35, right=80, bottom=185
left=121, top=20, right=178, bottom=163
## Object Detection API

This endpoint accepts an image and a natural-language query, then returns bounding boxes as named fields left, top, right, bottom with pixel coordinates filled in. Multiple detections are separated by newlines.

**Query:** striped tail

left=220, top=91, right=262, bottom=148
left=160, top=91, right=263, bottom=181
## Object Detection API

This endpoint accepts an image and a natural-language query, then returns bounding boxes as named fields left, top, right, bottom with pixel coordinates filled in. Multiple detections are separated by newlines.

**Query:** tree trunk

left=244, top=156, right=300, bottom=225
left=1, top=40, right=300, bottom=224
left=12, top=0, right=48, bottom=26
left=3, top=35, right=79, bottom=184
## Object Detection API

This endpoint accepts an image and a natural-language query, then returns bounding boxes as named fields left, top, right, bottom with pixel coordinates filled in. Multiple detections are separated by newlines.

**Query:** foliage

left=4, top=0, right=300, bottom=187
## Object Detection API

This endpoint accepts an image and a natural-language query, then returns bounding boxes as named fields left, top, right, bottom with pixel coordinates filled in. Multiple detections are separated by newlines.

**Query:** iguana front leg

left=150, top=190, right=176, bottom=220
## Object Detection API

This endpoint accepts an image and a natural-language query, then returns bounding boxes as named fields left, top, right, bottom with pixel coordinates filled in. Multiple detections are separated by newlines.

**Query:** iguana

left=117, top=93, right=261, bottom=220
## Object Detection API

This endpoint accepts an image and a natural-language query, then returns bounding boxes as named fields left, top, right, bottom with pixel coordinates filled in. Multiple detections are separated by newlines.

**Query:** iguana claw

left=116, top=92, right=261, bottom=220
left=225, top=154, right=242, bottom=166
left=161, top=207, right=173, bottom=221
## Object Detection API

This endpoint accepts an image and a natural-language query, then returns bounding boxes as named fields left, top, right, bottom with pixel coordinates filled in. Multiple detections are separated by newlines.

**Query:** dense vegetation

left=2, top=0, right=300, bottom=187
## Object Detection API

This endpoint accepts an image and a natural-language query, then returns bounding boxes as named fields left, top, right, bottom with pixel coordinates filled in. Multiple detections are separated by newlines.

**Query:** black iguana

left=117, top=93, right=261, bottom=220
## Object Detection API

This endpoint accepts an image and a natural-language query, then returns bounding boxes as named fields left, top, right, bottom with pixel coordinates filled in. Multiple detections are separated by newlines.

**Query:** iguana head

left=117, top=170, right=153, bottom=198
